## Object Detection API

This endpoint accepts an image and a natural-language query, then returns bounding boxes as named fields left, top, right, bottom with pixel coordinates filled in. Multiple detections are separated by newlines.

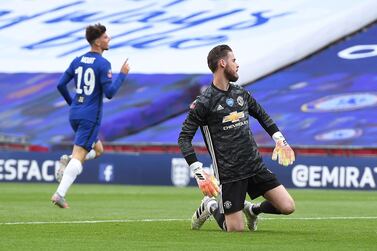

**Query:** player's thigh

left=220, top=179, right=248, bottom=214
left=224, top=211, right=244, bottom=232
left=73, top=119, right=100, bottom=155
left=247, top=168, right=281, bottom=200
left=263, top=185, right=295, bottom=214
left=220, top=179, right=247, bottom=231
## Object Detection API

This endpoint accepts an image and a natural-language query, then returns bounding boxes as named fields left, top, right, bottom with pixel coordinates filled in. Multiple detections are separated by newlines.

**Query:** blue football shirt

left=57, top=51, right=126, bottom=124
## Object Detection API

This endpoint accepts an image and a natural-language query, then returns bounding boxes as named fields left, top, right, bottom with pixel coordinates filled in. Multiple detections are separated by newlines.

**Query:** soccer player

left=178, top=44, right=295, bottom=232
left=51, top=23, right=130, bottom=208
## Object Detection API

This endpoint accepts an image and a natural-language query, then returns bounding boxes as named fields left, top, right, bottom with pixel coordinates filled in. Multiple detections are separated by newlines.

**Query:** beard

left=101, top=43, right=109, bottom=51
left=224, top=67, right=239, bottom=82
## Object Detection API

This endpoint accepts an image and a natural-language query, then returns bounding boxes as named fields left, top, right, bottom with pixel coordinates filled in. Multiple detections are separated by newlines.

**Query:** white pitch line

left=0, top=218, right=188, bottom=225
left=261, top=216, right=377, bottom=220
left=1, top=216, right=377, bottom=225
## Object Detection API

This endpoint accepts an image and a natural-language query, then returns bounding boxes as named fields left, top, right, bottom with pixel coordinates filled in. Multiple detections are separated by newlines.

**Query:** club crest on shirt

left=237, top=96, right=244, bottom=106
left=226, top=98, right=234, bottom=107
left=107, top=69, right=112, bottom=78
left=224, top=201, right=232, bottom=209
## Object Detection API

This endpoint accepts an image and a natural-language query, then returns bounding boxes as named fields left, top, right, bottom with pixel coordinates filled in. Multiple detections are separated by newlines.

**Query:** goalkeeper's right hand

left=190, top=162, right=220, bottom=197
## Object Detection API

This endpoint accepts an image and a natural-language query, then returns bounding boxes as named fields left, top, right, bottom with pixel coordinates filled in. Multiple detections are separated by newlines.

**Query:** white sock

left=56, top=158, right=83, bottom=197
left=85, top=149, right=96, bottom=160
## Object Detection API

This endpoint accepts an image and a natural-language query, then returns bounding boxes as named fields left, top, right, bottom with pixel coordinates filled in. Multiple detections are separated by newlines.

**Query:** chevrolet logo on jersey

left=222, top=111, right=245, bottom=123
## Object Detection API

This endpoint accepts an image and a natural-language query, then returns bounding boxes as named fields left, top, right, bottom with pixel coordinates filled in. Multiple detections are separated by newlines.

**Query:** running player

left=51, top=23, right=130, bottom=208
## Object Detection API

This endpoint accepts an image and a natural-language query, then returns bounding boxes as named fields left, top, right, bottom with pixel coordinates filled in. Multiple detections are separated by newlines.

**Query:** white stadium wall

left=0, top=0, right=376, bottom=84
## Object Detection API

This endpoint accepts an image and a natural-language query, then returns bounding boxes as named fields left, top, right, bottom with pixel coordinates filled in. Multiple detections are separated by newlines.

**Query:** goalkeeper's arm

left=178, top=98, right=219, bottom=196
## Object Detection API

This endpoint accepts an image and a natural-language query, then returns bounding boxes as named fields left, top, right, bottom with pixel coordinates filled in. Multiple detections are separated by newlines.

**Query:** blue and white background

left=2, top=0, right=376, bottom=79
left=0, top=1, right=377, bottom=190
left=1, top=0, right=376, bottom=147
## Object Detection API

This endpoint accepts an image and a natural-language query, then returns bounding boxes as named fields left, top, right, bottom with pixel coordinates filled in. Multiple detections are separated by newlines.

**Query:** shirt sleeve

left=178, top=98, right=208, bottom=165
left=56, top=61, right=75, bottom=105
left=246, top=91, right=279, bottom=137
left=101, top=61, right=127, bottom=99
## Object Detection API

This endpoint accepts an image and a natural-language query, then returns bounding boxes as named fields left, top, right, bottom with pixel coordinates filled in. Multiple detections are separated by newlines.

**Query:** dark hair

left=207, top=44, right=232, bottom=73
left=86, top=23, right=106, bottom=45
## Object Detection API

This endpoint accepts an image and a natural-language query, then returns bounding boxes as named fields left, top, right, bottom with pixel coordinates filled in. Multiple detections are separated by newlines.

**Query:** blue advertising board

left=0, top=151, right=376, bottom=191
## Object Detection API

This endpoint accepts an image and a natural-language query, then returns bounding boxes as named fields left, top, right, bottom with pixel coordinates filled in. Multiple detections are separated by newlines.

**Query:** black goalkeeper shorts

left=219, top=168, right=281, bottom=214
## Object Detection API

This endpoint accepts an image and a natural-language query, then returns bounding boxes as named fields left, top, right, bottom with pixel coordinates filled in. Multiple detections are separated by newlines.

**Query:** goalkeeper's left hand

left=272, top=132, right=295, bottom=166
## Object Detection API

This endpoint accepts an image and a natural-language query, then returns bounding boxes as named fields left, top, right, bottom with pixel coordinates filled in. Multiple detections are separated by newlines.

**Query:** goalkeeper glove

left=272, top=132, right=295, bottom=166
left=190, top=161, right=220, bottom=197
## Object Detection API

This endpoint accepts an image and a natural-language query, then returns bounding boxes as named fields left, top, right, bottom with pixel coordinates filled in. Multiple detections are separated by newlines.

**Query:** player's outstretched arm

left=272, top=132, right=295, bottom=166
left=190, top=162, right=220, bottom=197
left=120, top=58, right=130, bottom=74
left=103, top=58, right=130, bottom=99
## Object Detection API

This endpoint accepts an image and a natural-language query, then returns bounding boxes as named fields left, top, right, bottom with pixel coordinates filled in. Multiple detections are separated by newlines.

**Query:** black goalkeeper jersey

left=178, top=83, right=279, bottom=184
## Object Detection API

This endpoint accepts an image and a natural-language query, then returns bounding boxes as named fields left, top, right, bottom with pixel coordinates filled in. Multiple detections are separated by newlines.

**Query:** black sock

left=209, top=205, right=227, bottom=231
left=252, top=201, right=281, bottom=215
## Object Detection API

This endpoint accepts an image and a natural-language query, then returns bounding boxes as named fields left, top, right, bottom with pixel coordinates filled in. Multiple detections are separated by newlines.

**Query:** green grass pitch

left=0, top=183, right=376, bottom=250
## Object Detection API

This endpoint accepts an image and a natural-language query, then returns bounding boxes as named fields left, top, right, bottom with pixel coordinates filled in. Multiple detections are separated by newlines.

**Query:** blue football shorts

left=69, top=119, right=100, bottom=152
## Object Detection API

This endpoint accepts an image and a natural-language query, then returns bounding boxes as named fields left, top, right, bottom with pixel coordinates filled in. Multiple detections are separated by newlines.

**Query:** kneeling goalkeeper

left=178, top=44, right=295, bottom=232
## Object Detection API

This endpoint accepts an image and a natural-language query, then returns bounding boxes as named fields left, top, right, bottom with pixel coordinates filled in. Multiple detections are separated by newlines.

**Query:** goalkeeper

left=178, top=44, right=295, bottom=232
